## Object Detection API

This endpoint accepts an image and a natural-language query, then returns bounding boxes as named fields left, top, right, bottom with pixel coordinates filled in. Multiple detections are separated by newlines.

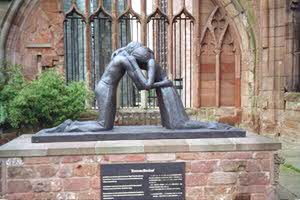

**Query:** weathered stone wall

left=253, top=1, right=300, bottom=137
left=4, top=0, right=64, bottom=80
left=255, top=0, right=288, bottom=135
left=221, top=0, right=300, bottom=137
left=1, top=152, right=277, bottom=200
left=280, top=92, right=300, bottom=142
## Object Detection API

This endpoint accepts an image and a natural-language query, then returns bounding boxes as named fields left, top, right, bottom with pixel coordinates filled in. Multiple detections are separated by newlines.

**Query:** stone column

left=140, top=0, right=148, bottom=109
left=193, top=0, right=201, bottom=108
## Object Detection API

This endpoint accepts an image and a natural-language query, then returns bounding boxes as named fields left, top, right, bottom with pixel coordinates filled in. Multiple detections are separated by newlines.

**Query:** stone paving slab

left=0, top=132, right=281, bottom=157
left=278, top=185, right=298, bottom=200
left=277, top=138, right=300, bottom=199
left=279, top=165, right=300, bottom=198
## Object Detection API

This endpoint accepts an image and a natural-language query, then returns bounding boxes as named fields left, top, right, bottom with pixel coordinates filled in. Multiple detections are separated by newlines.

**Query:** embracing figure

left=42, top=42, right=227, bottom=133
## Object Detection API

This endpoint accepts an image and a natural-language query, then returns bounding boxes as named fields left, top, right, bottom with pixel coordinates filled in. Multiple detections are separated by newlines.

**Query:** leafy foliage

left=0, top=65, right=26, bottom=126
left=1, top=67, right=91, bottom=129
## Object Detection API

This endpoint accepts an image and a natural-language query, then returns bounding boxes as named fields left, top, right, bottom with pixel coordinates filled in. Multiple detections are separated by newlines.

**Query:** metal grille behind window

left=119, top=10, right=141, bottom=108
left=64, top=4, right=86, bottom=83
left=172, top=10, right=194, bottom=108
left=90, top=8, right=112, bottom=91
left=146, top=3, right=168, bottom=108
left=62, top=0, right=241, bottom=112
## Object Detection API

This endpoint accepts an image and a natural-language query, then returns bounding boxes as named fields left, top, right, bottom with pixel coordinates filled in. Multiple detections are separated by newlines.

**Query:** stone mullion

left=140, top=0, right=147, bottom=108
left=215, top=50, right=221, bottom=107
left=140, top=0, right=147, bottom=45
left=167, top=0, right=173, bottom=79
left=111, top=0, right=118, bottom=51
left=111, top=0, right=120, bottom=108
left=85, top=0, right=92, bottom=89
left=181, top=0, right=185, bottom=8
left=235, top=52, right=241, bottom=107
left=193, top=0, right=201, bottom=108
left=154, top=0, right=159, bottom=8
left=152, top=1, right=159, bottom=61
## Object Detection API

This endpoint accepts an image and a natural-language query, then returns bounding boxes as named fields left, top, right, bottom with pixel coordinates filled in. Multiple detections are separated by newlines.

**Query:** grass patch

left=283, top=163, right=300, bottom=174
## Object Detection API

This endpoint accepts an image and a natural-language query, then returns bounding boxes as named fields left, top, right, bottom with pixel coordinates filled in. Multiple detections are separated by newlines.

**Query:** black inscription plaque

left=101, top=162, right=185, bottom=200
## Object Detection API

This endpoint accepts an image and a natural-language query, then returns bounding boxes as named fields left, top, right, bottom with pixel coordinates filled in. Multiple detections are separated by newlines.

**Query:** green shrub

left=0, top=65, right=26, bottom=126
left=7, top=70, right=91, bottom=128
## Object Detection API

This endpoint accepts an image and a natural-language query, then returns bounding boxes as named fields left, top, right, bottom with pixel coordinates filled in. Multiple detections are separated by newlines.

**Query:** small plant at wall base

left=0, top=66, right=92, bottom=130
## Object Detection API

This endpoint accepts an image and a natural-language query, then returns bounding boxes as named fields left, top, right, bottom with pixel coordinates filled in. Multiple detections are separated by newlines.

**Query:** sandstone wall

left=0, top=129, right=282, bottom=199
left=1, top=152, right=278, bottom=200
left=280, top=92, right=300, bottom=142
left=4, top=0, right=64, bottom=80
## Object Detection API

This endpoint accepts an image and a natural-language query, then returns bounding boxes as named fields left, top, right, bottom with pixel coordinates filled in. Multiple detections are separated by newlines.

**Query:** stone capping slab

left=0, top=133, right=281, bottom=157
left=26, top=43, right=52, bottom=48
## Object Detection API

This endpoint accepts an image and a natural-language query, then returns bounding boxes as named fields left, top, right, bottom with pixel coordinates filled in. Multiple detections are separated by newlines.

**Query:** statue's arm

left=126, top=56, right=154, bottom=90
left=151, top=79, right=173, bottom=88
left=150, top=63, right=173, bottom=88
left=125, top=56, right=172, bottom=90
left=151, top=71, right=173, bottom=88
left=146, top=59, right=155, bottom=86
left=111, top=47, right=127, bottom=59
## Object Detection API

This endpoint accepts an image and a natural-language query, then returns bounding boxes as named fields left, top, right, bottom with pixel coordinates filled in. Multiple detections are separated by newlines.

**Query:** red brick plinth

left=0, top=133, right=281, bottom=200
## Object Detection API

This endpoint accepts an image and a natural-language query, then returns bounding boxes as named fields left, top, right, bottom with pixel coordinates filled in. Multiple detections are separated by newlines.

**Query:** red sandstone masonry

left=191, top=160, right=218, bottom=173
left=73, top=164, right=98, bottom=177
left=61, top=156, right=83, bottom=163
left=1, top=151, right=277, bottom=200
left=63, top=178, right=90, bottom=191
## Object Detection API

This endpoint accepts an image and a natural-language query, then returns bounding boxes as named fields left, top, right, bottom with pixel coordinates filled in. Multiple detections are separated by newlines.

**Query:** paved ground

left=277, top=137, right=300, bottom=200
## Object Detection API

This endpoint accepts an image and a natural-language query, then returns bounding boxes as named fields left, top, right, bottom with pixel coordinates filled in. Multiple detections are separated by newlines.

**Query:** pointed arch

left=64, top=2, right=86, bottom=22
left=147, top=6, right=168, bottom=70
left=199, top=5, right=241, bottom=107
left=172, top=4, right=195, bottom=108
left=89, top=2, right=113, bottom=91
left=64, top=1, right=86, bottom=82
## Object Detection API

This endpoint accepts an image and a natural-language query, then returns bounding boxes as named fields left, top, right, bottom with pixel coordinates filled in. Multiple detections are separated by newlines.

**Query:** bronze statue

left=41, top=42, right=229, bottom=133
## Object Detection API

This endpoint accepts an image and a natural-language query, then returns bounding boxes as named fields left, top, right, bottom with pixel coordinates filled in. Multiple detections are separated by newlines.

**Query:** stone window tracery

left=63, top=0, right=241, bottom=109
left=200, top=7, right=240, bottom=107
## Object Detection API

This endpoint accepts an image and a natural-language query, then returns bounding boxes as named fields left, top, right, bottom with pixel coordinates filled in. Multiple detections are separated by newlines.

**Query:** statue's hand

left=144, top=84, right=152, bottom=90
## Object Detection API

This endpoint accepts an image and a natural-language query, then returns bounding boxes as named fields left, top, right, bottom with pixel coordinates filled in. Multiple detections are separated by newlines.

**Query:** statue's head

left=125, top=42, right=142, bottom=54
left=126, top=42, right=154, bottom=68
left=131, top=47, right=154, bottom=62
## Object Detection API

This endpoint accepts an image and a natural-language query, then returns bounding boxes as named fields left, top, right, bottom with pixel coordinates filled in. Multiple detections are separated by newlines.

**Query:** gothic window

left=172, top=6, right=194, bottom=108
left=89, top=1, right=112, bottom=91
left=118, top=2, right=141, bottom=108
left=63, top=0, right=241, bottom=109
left=146, top=1, right=168, bottom=107
left=289, top=0, right=300, bottom=91
left=200, top=30, right=216, bottom=107
left=200, top=7, right=240, bottom=107
left=220, top=28, right=238, bottom=106
left=64, top=0, right=86, bottom=82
